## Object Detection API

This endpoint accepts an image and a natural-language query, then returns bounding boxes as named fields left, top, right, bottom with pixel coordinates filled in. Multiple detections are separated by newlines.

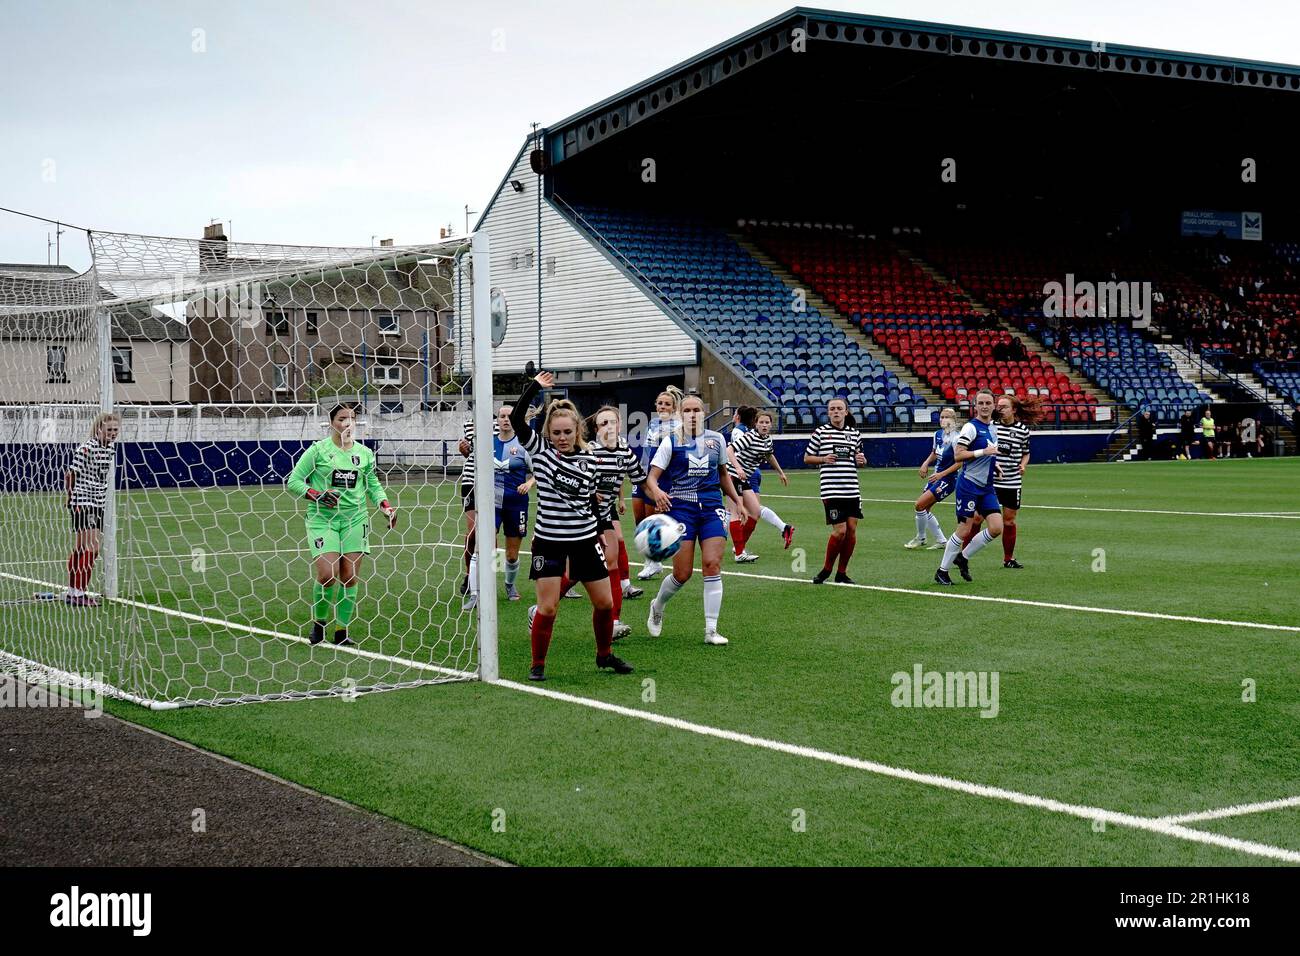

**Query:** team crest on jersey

left=532, top=555, right=546, bottom=572
left=313, top=537, right=324, bottom=549
left=351, top=454, right=361, bottom=467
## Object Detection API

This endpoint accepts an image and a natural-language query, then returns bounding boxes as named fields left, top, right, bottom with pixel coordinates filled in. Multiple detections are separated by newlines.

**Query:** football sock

left=530, top=610, right=556, bottom=667
left=608, top=567, right=622, bottom=620
left=823, top=536, right=842, bottom=573
left=559, top=574, right=572, bottom=595
left=940, top=532, right=963, bottom=571
left=593, top=605, right=615, bottom=656
left=617, top=540, right=630, bottom=585
left=730, top=519, right=746, bottom=556
left=962, top=529, right=994, bottom=560
left=914, top=509, right=928, bottom=539
left=760, top=506, right=785, bottom=530
left=925, top=511, right=944, bottom=541
left=468, top=554, right=479, bottom=595
left=1003, top=524, right=1017, bottom=560
left=653, top=573, right=685, bottom=613
left=703, top=575, right=723, bottom=632
left=837, top=529, right=856, bottom=573
left=312, top=582, right=332, bottom=621
left=742, top=516, right=758, bottom=546
left=336, top=585, right=358, bottom=625
left=504, top=557, right=520, bottom=589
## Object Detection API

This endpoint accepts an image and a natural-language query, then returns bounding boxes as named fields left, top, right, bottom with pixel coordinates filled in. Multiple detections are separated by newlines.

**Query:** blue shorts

left=925, top=476, right=955, bottom=503
left=669, top=499, right=729, bottom=543
left=954, top=482, right=1001, bottom=521
left=495, top=496, right=529, bottom=537
left=748, top=469, right=762, bottom=494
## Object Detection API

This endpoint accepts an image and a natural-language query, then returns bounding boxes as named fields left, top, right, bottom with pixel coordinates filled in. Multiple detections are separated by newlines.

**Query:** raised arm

left=511, top=373, right=550, bottom=451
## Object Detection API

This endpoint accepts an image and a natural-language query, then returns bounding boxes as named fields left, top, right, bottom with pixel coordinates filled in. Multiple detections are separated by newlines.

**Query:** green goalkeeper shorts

left=306, top=512, right=371, bottom=558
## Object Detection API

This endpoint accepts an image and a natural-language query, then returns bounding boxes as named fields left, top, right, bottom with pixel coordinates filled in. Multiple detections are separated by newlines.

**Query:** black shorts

left=69, top=504, right=104, bottom=532
left=529, top=535, right=608, bottom=583
left=822, top=498, right=863, bottom=525
left=731, top=476, right=753, bottom=494
left=995, top=486, right=1022, bottom=510
left=461, top=482, right=475, bottom=513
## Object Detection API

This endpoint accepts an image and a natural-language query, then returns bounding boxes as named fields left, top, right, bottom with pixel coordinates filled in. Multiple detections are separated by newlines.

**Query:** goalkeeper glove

left=380, top=500, right=398, bottom=529
left=306, top=488, right=340, bottom=508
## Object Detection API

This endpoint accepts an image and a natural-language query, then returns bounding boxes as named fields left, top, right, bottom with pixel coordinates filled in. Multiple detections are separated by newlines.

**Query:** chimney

left=199, top=222, right=228, bottom=273
left=379, top=238, right=394, bottom=247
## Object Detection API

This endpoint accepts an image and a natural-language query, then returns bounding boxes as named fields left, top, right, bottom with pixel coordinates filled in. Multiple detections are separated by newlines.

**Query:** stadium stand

left=571, top=207, right=929, bottom=429
left=747, top=227, right=1098, bottom=421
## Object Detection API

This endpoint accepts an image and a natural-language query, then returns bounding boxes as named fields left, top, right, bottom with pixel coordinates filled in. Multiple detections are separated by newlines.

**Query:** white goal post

left=0, top=221, right=499, bottom=707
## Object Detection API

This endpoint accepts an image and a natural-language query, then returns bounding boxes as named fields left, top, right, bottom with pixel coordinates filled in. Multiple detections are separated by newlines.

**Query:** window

left=305, top=311, right=319, bottom=335
left=46, top=344, right=68, bottom=384
left=370, top=362, right=402, bottom=386
left=112, top=346, right=134, bottom=384
left=266, top=309, right=290, bottom=336
left=524, top=250, right=534, bottom=270
left=510, top=253, right=520, bottom=271
left=273, top=364, right=289, bottom=392
left=378, top=312, right=401, bottom=336
left=546, top=256, right=556, bottom=276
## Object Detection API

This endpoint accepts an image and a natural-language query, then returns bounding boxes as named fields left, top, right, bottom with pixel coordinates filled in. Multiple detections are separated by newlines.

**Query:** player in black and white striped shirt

left=992, top=394, right=1040, bottom=569
left=588, top=405, right=649, bottom=640
left=725, top=408, right=793, bottom=562
left=512, top=371, right=632, bottom=681
left=63, top=412, right=120, bottom=606
left=803, top=398, right=867, bottom=584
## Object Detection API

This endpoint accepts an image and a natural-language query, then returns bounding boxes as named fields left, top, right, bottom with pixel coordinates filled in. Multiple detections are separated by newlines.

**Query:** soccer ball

left=634, top=514, right=686, bottom=561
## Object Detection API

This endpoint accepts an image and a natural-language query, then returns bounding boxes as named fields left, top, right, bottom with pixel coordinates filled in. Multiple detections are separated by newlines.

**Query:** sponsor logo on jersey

left=687, top=452, right=711, bottom=476
left=331, top=469, right=358, bottom=489
left=554, top=469, right=583, bottom=493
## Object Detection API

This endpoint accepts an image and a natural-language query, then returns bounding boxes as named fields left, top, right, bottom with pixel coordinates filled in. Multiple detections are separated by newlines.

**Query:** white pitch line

left=6, top=538, right=1295, bottom=634
left=0, top=568, right=475, bottom=690
left=5, top=556, right=1294, bottom=863
left=496, top=678, right=1300, bottom=865
left=759, top=493, right=1300, bottom=520
left=1159, top=794, right=1300, bottom=825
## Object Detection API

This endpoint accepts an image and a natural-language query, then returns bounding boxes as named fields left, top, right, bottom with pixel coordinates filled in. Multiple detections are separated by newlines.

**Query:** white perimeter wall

left=476, top=142, right=696, bottom=373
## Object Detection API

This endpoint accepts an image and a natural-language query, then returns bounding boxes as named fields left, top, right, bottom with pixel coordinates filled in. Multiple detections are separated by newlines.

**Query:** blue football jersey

left=956, top=419, right=999, bottom=489
left=493, top=433, right=531, bottom=505
left=933, top=428, right=957, bottom=473
left=651, top=428, right=728, bottom=506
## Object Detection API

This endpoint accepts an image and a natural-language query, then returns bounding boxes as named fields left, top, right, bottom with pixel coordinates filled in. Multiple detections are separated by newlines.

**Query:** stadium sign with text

left=1180, top=209, right=1262, bottom=241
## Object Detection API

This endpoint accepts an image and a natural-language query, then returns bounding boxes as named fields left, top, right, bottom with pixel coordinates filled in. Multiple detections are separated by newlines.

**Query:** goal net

left=0, top=222, right=497, bottom=707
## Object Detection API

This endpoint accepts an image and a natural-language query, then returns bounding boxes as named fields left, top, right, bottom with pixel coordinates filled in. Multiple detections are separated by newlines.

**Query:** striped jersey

left=993, top=421, right=1030, bottom=490
left=460, top=417, right=501, bottom=488
left=590, top=439, right=647, bottom=520
left=727, top=428, right=773, bottom=480
left=955, top=419, right=1000, bottom=490
left=511, top=392, right=600, bottom=541
left=68, top=440, right=115, bottom=507
left=805, top=424, right=863, bottom=499
left=651, top=429, right=728, bottom=506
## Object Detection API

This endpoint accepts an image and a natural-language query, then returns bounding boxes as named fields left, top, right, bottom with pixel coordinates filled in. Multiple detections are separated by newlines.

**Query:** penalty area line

left=1158, top=794, right=1300, bottom=825
left=494, top=678, right=1300, bottom=865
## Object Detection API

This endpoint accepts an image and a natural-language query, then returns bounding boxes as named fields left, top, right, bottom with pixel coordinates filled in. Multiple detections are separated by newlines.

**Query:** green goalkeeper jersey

left=287, top=437, right=388, bottom=518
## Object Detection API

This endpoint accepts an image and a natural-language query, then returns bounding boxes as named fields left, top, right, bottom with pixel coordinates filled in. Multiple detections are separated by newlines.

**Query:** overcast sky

left=1, top=0, right=1295, bottom=268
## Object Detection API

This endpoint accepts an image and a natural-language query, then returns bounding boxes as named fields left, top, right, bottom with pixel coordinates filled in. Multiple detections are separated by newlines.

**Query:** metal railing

left=704, top=401, right=1129, bottom=435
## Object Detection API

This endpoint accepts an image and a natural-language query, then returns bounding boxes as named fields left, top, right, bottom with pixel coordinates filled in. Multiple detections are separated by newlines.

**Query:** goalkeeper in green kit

left=287, top=403, right=397, bottom=647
